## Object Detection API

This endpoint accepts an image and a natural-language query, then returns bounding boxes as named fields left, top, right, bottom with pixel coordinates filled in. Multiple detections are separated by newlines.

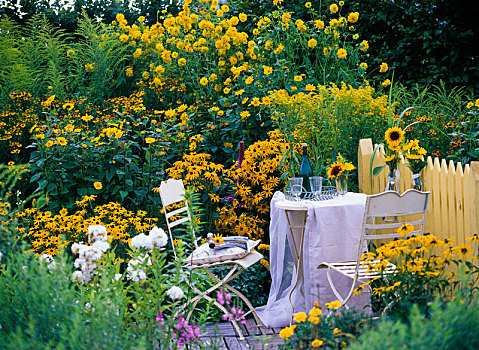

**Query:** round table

left=256, top=191, right=369, bottom=328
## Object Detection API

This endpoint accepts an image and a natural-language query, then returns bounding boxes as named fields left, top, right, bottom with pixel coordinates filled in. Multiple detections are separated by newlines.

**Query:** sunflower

left=385, top=127, right=404, bottom=145
left=327, top=163, right=344, bottom=179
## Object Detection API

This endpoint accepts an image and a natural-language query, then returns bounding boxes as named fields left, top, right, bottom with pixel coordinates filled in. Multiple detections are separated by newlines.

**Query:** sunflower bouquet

left=327, top=154, right=355, bottom=195
left=383, top=126, right=406, bottom=172
left=402, top=139, right=428, bottom=174
left=370, top=83, right=414, bottom=192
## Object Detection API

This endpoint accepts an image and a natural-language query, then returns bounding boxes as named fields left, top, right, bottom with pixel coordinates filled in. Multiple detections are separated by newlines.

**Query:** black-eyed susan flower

left=94, top=182, right=103, bottom=190
left=145, top=137, right=155, bottom=144
left=62, top=102, right=74, bottom=111
left=212, top=233, right=224, bottom=245
left=56, top=137, right=67, bottom=146
left=396, top=224, right=414, bottom=235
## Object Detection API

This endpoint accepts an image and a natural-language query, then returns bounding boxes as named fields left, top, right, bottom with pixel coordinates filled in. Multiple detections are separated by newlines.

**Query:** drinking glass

left=289, top=177, right=303, bottom=201
left=309, top=176, right=323, bottom=200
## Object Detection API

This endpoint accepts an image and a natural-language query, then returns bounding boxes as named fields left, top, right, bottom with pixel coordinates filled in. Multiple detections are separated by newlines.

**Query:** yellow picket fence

left=358, top=138, right=479, bottom=243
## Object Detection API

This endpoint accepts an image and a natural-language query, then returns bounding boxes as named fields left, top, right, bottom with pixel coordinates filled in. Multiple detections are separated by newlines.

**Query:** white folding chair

left=318, top=189, right=430, bottom=308
left=159, top=179, right=264, bottom=340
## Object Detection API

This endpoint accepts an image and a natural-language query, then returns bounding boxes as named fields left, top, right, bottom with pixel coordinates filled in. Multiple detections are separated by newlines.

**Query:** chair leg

left=223, top=281, right=263, bottom=327
left=199, top=291, right=246, bottom=341
left=180, top=266, right=247, bottom=340
left=326, top=268, right=359, bottom=308
left=185, top=298, right=201, bottom=324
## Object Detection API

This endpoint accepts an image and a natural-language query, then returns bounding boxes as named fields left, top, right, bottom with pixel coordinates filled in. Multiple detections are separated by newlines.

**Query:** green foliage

left=393, top=82, right=478, bottom=162
left=0, top=16, right=32, bottom=106
left=21, top=14, right=71, bottom=99
left=27, top=105, right=171, bottom=214
left=0, top=0, right=182, bottom=32
left=0, top=248, right=147, bottom=350
left=229, top=262, right=270, bottom=307
left=349, top=297, right=479, bottom=350
left=349, top=0, right=479, bottom=94
left=71, top=12, right=131, bottom=102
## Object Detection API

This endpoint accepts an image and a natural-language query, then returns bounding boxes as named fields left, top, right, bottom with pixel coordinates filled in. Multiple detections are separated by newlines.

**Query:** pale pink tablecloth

left=256, top=191, right=370, bottom=328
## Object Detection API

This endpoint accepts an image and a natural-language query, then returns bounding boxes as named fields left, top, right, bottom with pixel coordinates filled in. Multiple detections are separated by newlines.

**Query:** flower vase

left=411, top=173, right=423, bottom=191
left=335, top=174, right=348, bottom=195
left=385, top=169, right=399, bottom=193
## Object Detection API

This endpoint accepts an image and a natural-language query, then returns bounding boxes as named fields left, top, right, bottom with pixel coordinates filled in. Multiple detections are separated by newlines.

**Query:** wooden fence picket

left=455, top=163, right=465, bottom=246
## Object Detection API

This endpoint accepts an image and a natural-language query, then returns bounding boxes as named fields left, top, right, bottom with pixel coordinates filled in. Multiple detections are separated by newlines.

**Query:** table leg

left=284, top=209, right=308, bottom=324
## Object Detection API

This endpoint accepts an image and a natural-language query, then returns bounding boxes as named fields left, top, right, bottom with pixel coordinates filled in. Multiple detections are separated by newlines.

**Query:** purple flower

left=156, top=311, right=165, bottom=326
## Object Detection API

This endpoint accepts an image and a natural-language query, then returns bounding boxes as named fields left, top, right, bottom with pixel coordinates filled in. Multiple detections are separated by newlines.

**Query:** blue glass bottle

left=299, top=143, right=312, bottom=193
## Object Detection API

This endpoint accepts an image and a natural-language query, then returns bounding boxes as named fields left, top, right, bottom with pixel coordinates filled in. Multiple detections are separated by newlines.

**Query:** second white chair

left=317, top=189, right=430, bottom=307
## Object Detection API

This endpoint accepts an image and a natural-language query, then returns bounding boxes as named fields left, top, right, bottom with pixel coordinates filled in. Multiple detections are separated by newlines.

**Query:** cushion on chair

left=186, top=239, right=260, bottom=265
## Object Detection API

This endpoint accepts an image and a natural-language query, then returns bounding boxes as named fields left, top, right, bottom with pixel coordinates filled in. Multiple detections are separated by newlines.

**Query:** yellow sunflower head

left=327, top=163, right=344, bottom=179
left=385, top=127, right=404, bottom=145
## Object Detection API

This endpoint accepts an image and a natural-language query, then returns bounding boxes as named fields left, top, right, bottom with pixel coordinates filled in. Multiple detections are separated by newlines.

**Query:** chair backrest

left=356, top=189, right=430, bottom=263
left=158, top=179, right=197, bottom=259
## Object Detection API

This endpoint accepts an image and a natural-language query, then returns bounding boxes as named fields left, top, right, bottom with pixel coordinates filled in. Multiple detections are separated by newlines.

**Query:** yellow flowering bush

left=269, top=82, right=390, bottom=181
left=166, top=130, right=288, bottom=242
left=16, top=195, right=157, bottom=257
left=278, top=301, right=371, bottom=349
left=357, top=232, right=479, bottom=319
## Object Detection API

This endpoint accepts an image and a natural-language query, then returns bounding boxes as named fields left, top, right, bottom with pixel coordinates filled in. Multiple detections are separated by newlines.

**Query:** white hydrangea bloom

left=71, top=242, right=83, bottom=255
left=0, top=250, right=3, bottom=262
left=80, top=246, right=103, bottom=262
left=39, top=254, right=56, bottom=270
left=126, top=266, right=147, bottom=282
left=92, top=240, right=110, bottom=253
left=72, top=270, right=84, bottom=283
left=74, top=258, right=85, bottom=269
left=166, top=286, right=185, bottom=300
left=39, top=254, right=54, bottom=263
left=114, top=273, right=123, bottom=281
left=88, top=225, right=108, bottom=243
left=149, top=226, right=168, bottom=248
left=131, top=233, right=153, bottom=250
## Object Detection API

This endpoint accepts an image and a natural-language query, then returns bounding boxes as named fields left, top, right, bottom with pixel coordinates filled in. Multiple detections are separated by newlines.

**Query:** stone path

left=199, top=319, right=284, bottom=349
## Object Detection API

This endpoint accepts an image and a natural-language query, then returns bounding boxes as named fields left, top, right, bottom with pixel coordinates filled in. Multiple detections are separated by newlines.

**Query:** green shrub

left=350, top=0, right=479, bottom=94
left=349, top=297, right=479, bottom=350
